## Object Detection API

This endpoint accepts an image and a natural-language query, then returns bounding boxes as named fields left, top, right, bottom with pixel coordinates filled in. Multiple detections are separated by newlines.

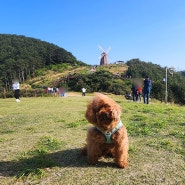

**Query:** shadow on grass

left=0, top=148, right=117, bottom=177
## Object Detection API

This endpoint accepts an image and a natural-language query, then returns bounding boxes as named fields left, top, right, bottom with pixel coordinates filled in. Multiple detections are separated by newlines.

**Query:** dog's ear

left=85, top=104, right=97, bottom=123
left=111, top=108, right=122, bottom=120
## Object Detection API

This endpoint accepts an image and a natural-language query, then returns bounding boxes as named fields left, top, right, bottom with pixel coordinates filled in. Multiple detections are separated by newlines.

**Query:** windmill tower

left=98, top=45, right=111, bottom=66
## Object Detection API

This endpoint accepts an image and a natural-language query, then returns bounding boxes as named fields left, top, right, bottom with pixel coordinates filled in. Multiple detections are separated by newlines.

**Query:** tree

left=0, top=34, right=86, bottom=90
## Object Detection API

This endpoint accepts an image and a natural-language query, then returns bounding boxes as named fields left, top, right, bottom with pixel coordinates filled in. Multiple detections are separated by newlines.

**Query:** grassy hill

left=0, top=94, right=184, bottom=184
left=25, top=63, right=128, bottom=89
left=0, top=34, right=86, bottom=90
left=0, top=34, right=185, bottom=104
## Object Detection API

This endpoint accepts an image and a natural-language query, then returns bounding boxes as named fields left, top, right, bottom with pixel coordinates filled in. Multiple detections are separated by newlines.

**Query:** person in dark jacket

left=131, top=84, right=138, bottom=101
left=143, top=76, right=151, bottom=104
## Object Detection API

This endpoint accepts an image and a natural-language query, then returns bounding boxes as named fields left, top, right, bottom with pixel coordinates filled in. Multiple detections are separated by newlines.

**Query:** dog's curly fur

left=81, top=93, right=129, bottom=168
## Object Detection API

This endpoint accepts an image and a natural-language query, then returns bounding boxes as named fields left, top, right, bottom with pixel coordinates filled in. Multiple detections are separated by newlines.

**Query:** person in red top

left=137, top=85, right=142, bottom=102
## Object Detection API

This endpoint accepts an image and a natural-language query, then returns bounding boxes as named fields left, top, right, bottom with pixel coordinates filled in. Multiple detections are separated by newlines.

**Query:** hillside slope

left=0, top=34, right=86, bottom=89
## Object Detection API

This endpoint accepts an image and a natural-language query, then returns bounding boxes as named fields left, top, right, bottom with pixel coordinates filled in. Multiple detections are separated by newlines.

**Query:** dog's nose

left=101, top=112, right=109, bottom=119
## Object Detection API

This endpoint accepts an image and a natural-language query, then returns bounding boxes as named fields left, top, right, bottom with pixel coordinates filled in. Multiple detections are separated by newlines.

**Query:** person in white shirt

left=12, top=79, right=20, bottom=102
left=82, top=88, right=87, bottom=96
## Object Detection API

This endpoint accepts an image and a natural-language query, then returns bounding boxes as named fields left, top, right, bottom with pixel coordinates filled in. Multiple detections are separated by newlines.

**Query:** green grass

left=0, top=94, right=185, bottom=185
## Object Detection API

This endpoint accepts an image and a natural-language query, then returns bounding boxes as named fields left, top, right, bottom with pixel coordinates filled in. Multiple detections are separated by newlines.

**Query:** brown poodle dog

left=81, top=93, right=129, bottom=168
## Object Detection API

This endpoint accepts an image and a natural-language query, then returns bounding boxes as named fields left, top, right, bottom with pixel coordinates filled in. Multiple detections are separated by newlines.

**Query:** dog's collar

left=96, top=120, right=123, bottom=144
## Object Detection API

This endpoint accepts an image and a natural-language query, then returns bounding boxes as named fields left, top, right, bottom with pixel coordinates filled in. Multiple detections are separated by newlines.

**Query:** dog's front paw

left=117, top=161, right=128, bottom=168
left=88, top=156, right=98, bottom=165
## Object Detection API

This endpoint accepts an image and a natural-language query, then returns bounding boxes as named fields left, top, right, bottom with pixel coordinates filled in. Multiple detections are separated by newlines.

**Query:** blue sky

left=1, top=0, right=185, bottom=71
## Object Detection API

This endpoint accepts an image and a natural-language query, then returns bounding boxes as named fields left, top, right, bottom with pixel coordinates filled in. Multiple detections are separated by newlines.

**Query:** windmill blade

left=98, top=45, right=105, bottom=52
left=107, top=54, right=113, bottom=63
left=106, top=47, right=111, bottom=54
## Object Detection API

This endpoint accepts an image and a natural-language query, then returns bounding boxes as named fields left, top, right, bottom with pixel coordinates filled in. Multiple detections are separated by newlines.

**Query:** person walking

left=12, top=79, right=20, bottom=102
left=143, top=76, right=151, bottom=104
left=82, top=87, right=87, bottom=96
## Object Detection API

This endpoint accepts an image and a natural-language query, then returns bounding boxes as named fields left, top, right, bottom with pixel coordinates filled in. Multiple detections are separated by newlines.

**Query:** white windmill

left=98, top=45, right=111, bottom=65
